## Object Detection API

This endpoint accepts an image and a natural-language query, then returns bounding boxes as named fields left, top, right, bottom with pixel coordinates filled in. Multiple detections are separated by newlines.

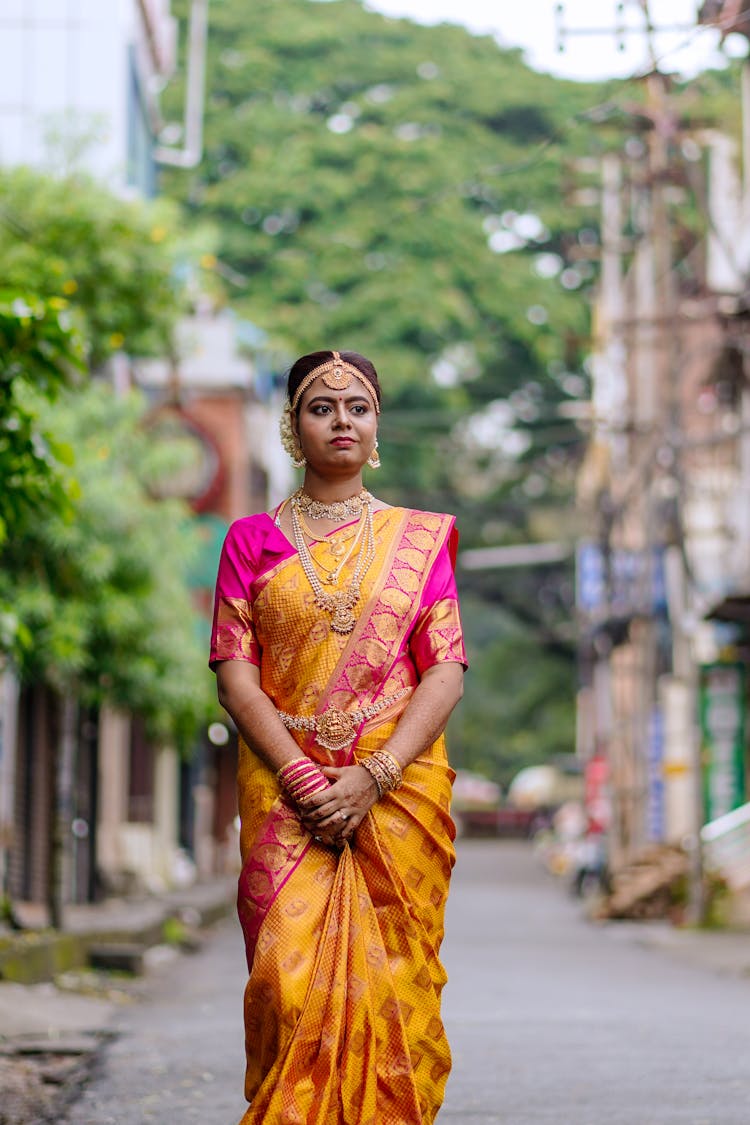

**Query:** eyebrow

left=306, top=393, right=371, bottom=405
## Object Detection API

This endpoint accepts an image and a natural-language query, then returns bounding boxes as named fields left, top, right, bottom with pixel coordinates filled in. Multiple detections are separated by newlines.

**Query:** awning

left=706, top=594, right=750, bottom=625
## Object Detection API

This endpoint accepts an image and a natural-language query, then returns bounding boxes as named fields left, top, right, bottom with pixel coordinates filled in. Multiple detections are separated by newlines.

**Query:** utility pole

left=554, top=2, right=695, bottom=61
left=563, top=2, right=709, bottom=914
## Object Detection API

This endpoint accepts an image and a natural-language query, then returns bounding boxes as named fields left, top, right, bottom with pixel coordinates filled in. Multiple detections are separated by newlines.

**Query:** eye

left=351, top=403, right=369, bottom=415
left=311, top=403, right=332, bottom=415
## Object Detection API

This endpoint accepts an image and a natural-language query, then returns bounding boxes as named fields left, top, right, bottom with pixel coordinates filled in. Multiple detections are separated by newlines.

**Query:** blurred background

left=1, top=0, right=749, bottom=940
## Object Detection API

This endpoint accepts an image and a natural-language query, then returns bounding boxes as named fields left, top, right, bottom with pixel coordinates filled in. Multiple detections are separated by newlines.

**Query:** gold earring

left=291, top=439, right=306, bottom=469
left=367, top=439, right=381, bottom=469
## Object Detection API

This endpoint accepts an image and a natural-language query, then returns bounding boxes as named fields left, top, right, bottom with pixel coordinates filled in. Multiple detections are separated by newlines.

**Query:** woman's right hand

left=300, top=764, right=379, bottom=846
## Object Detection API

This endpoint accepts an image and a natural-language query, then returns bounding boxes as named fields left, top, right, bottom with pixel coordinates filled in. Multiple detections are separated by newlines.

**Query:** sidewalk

left=599, top=916, right=750, bottom=978
left=0, top=878, right=236, bottom=1125
left=0, top=878, right=236, bottom=984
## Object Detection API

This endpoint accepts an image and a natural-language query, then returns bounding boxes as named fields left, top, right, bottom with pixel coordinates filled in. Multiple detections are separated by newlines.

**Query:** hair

left=287, top=350, right=382, bottom=413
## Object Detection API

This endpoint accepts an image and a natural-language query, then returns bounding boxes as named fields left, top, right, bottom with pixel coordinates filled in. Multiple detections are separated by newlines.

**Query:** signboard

left=699, top=663, right=746, bottom=823
left=584, top=753, right=610, bottom=835
left=576, top=543, right=667, bottom=618
left=646, top=707, right=665, bottom=842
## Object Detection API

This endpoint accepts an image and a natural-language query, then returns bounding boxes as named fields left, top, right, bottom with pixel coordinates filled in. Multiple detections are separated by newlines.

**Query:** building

left=575, top=59, right=750, bottom=906
left=0, top=0, right=183, bottom=195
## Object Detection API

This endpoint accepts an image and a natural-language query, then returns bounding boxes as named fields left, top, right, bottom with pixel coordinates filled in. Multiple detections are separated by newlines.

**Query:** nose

left=331, top=401, right=351, bottom=427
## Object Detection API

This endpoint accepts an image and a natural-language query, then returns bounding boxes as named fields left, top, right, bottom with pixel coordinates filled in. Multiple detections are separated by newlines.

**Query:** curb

left=0, top=881, right=236, bottom=985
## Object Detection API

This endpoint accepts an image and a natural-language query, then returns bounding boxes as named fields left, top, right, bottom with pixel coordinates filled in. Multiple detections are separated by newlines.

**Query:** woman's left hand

left=300, top=764, right=379, bottom=845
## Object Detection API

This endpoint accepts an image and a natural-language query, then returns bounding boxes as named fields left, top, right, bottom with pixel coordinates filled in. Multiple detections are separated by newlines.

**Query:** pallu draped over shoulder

left=210, top=506, right=466, bottom=1125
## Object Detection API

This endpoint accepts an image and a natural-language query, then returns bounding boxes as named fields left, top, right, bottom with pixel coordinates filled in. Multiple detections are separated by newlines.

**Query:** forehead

left=299, top=374, right=374, bottom=406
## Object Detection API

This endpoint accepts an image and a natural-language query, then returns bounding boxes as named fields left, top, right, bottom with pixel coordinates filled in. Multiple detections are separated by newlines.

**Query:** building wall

left=0, top=0, right=175, bottom=193
left=186, top=392, right=262, bottom=522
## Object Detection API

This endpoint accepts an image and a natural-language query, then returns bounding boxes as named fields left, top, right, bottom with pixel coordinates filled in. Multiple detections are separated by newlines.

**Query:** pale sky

left=362, top=0, right=744, bottom=81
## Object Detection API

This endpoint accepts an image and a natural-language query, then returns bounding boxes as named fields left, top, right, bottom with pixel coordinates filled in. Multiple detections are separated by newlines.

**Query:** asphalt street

left=64, top=841, right=750, bottom=1124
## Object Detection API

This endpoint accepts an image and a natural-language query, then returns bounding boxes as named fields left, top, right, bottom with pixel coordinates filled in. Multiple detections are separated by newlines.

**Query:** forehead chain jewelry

left=289, top=352, right=380, bottom=413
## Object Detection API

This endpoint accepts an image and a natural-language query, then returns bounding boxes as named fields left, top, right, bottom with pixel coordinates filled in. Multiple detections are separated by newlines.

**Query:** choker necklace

left=293, top=487, right=372, bottom=522
left=289, top=492, right=376, bottom=634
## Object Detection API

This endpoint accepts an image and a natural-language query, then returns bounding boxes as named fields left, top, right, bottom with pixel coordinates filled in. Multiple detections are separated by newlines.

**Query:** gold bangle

left=361, top=757, right=385, bottom=798
left=372, top=749, right=403, bottom=790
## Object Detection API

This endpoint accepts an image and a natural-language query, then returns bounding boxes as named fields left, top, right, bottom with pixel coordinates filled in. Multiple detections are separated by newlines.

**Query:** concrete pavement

left=52, top=841, right=750, bottom=1123
left=0, top=878, right=236, bottom=1123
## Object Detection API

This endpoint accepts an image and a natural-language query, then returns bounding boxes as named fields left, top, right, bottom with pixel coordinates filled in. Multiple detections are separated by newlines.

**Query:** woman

left=210, top=349, right=466, bottom=1124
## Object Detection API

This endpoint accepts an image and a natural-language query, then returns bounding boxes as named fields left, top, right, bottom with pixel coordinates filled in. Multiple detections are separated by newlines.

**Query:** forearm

left=383, top=662, right=464, bottom=771
left=216, top=663, right=305, bottom=774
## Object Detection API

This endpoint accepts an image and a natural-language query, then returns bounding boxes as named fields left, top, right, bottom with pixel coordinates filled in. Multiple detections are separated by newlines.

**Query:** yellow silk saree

left=210, top=506, right=466, bottom=1124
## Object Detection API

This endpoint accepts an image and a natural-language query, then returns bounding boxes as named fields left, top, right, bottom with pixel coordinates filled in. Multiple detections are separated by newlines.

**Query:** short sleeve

left=408, top=525, right=468, bottom=676
left=209, top=520, right=262, bottom=671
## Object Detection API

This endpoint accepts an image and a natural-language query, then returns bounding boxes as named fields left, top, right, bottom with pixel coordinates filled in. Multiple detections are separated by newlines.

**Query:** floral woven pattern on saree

left=211, top=508, right=466, bottom=1125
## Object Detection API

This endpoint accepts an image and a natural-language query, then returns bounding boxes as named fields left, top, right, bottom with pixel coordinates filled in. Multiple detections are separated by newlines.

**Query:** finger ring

left=339, top=810, right=348, bottom=821
left=314, top=835, right=322, bottom=842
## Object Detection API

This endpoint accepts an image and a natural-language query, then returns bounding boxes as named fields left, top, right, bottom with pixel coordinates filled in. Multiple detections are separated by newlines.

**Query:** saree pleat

left=212, top=508, right=466, bottom=1125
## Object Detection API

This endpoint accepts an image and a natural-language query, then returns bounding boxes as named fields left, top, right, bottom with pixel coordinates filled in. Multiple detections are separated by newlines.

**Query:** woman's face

left=293, top=375, right=378, bottom=474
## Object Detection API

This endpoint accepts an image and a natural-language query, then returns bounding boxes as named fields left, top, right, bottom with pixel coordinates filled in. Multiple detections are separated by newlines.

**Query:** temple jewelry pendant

left=331, top=605, right=356, bottom=634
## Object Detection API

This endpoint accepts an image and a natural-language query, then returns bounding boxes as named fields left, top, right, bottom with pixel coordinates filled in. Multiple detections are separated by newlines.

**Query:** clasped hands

left=299, top=764, right=379, bottom=847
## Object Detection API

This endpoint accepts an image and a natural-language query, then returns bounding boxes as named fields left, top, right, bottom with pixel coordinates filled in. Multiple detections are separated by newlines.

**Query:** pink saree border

left=237, top=795, right=312, bottom=970
left=305, top=509, right=455, bottom=765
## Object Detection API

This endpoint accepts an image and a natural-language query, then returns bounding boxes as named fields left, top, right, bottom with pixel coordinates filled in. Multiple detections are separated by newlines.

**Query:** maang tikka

left=289, top=352, right=380, bottom=414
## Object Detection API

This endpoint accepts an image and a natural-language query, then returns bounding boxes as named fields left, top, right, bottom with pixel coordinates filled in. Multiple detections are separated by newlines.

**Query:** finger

left=301, top=788, right=334, bottom=811
left=316, top=814, right=343, bottom=830
left=305, top=800, right=340, bottom=823
left=321, top=766, right=343, bottom=779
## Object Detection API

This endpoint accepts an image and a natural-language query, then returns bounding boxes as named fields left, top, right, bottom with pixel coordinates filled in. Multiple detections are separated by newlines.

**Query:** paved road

left=66, top=841, right=750, bottom=1124
left=441, top=842, right=750, bottom=1125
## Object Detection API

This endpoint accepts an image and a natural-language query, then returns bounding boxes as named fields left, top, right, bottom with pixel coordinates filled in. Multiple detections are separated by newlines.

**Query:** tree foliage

left=0, top=167, right=185, bottom=368
left=166, top=0, right=598, bottom=390
left=1, top=384, right=216, bottom=746
left=0, top=171, right=215, bottom=744
left=448, top=594, right=576, bottom=786
left=0, top=293, right=84, bottom=544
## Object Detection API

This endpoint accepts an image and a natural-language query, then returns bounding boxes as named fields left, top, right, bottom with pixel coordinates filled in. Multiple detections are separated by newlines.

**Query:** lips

left=330, top=438, right=355, bottom=447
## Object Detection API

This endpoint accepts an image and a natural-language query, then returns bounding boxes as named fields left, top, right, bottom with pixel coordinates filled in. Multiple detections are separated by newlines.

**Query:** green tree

left=0, top=167, right=186, bottom=368
left=165, top=0, right=596, bottom=391
left=2, top=382, right=215, bottom=744
left=448, top=594, right=575, bottom=787
left=0, top=293, right=85, bottom=649
left=1, top=382, right=215, bottom=927
left=161, top=0, right=600, bottom=779
left=0, top=169, right=217, bottom=923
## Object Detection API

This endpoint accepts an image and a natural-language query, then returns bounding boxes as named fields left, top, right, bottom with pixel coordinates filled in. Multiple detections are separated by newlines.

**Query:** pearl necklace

left=293, top=487, right=373, bottom=521
left=290, top=493, right=376, bottom=634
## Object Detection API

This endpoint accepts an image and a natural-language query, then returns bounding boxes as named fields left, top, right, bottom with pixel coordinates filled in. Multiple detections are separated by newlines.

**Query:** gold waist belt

left=278, top=687, right=410, bottom=752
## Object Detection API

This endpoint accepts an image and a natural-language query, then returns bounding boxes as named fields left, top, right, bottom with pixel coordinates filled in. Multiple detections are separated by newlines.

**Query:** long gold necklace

left=296, top=510, right=361, bottom=563
left=290, top=493, right=376, bottom=634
